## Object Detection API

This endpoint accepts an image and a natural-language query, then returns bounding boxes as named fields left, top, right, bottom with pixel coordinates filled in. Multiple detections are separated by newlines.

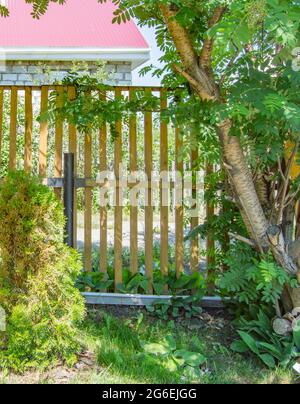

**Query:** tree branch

left=172, top=64, right=211, bottom=96
left=284, top=181, right=300, bottom=209
left=159, top=3, right=198, bottom=71
left=267, top=225, right=298, bottom=275
left=277, top=138, right=300, bottom=225
left=228, top=232, right=257, bottom=248
left=159, top=3, right=218, bottom=101
left=200, top=6, right=227, bottom=69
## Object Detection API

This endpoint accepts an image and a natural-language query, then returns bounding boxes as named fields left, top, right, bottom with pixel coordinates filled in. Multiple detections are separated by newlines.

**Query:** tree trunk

left=283, top=202, right=295, bottom=245
left=218, top=119, right=269, bottom=248
left=218, top=120, right=300, bottom=312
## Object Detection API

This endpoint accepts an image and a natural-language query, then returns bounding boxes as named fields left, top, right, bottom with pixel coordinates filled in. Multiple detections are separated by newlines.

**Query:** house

left=0, top=0, right=150, bottom=86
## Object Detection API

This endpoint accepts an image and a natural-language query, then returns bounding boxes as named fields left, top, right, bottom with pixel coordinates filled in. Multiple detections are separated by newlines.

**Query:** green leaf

left=174, top=350, right=207, bottom=367
left=258, top=342, right=282, bottom=359
left=192, top=306, right=203, bottom=315
left=164, top=335, right=176, bottom=352
left=143, top=343, right=169, bottom=356
left=164, top=358, right=178, bottom=372
left=293, top=320, right=300, bottom=350
left=146, top=305, right=155, bottom=313
left=173, top=275, right=190, bottom=289
left=230, top=340, right=249, bottom=353
left=257, top=310, right=272, bottom=332
left=238, top=331, right=260, bottom=355
left=259, top=353, right=276, bottom=369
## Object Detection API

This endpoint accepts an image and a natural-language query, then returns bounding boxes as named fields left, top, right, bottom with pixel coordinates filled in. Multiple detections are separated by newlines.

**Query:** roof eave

left=0, top=47, right=151, bottom=70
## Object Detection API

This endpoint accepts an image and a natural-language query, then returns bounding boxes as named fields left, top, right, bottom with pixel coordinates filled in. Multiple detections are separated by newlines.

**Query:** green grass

left=0, top=309, right=296, bottom=384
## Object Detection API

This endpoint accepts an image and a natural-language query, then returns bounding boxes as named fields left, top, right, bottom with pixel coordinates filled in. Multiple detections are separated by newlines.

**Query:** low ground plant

left=231, top=309, right=300, bottom=369
left=220, top=241, right=300, bottom=369
left=76, top=243, right=206, bottom=297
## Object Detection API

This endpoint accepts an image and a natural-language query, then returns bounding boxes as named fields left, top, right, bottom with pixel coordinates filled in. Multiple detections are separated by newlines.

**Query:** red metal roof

left=0, top=0, right=149, bottom=49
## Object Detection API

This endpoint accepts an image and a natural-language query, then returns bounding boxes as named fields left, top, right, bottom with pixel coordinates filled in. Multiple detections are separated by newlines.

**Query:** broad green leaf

left=257, top=310, right=272, bottom=332
left=259, top=353, right=276, bottom=369
left=164, top=335, right=176, bottom=351
left=174, top=350, right=207, bottom=367
left=230, top=340, right=249, bottom=353
left=143, top=343, right=169, bottom=356
left=164, top=358, right=178, bottom=372
left=258, top=342, right=282, bottom=360
left=238, top=331, right=260, bottom=355
left=293, top=320, right=300, bottom=350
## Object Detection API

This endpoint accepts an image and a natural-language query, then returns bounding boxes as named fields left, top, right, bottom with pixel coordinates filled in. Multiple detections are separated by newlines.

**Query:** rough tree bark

left=219, top=120, right=269, bottom=247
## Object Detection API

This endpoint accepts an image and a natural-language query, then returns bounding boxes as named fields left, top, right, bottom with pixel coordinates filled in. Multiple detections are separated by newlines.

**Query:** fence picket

left=24, top=87, right=33, bottom=172
left=190, top=144, right=199, bottom=273
left=175, top=128, right=184, bottom=277
left=114, top=88, right=123, bottom=289
left=129, top=89, right=138, bottom=275
left=39, top=86, right=49, bottom=177
left=160, top=90, right=169, bottom=284
left=84, top=126, right=93, bottom=272
left=206, top=163, right=215, bottom=291
left=54, top=87, right=64, bottom=198
left=68, top=86, right=77, bottom=247
left=99, top=91, right=108, bottom=275
left=144, top=89, right=153, bottom=293
left=9, top=87, right=18, bottom=170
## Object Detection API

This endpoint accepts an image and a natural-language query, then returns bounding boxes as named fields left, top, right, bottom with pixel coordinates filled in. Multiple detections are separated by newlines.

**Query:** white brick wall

left=0, top=61, right=132, bottom=86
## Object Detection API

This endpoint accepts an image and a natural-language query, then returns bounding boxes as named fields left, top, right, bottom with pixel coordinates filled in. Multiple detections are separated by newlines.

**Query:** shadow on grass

left=78, top=311, right=295, bottom=385
left=80, top=314, right=182, bottom=384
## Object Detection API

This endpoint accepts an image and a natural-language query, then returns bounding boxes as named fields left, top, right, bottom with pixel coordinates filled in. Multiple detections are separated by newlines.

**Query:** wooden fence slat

left=0, top=89, right=4, bottom=171
left=39, top=86, right=49, bottom=177
left=160, top=90, right=169, bottom=290
left=9, top=87, right=18, bottom=170
left=144, top=89, right=153, bottom=293
left=84, top=129, right=93, bottom=272
left=68, top=86, right=77, bottom=247
left=190, top=144, right=199, bottom=273
left=175, top=127, right=184, bottom=277
left=68, top=87, right=77, bottom=154
left=99, top=91, right=108, bottom=274
left=129, top=88, right=138, bottom=275
left=54, top=87, right=64, bottom=198
left=206, top=163, right=215, bottom=291
left=114, top=88, right=123, bottom=289
left=24, top=87, right=33, bottom=172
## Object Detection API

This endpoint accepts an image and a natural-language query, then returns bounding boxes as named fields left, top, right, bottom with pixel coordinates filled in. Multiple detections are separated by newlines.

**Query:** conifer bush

left=0, top=171, right=85, bottom=372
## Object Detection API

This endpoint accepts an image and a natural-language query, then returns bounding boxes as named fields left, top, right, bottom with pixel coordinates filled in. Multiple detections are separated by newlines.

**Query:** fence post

left=63, top=153, right=75, bottom=248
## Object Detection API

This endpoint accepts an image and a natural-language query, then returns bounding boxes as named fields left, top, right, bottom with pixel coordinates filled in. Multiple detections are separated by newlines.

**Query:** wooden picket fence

left=0, top=85, right=215, bottom=294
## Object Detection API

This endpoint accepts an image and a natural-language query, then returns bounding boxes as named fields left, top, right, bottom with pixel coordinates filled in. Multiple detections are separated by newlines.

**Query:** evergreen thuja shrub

left=0, top=171, right=85, bottom=372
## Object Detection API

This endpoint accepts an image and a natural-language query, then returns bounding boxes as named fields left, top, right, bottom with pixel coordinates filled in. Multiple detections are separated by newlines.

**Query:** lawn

left=0, top=308, right=296, bottom=385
